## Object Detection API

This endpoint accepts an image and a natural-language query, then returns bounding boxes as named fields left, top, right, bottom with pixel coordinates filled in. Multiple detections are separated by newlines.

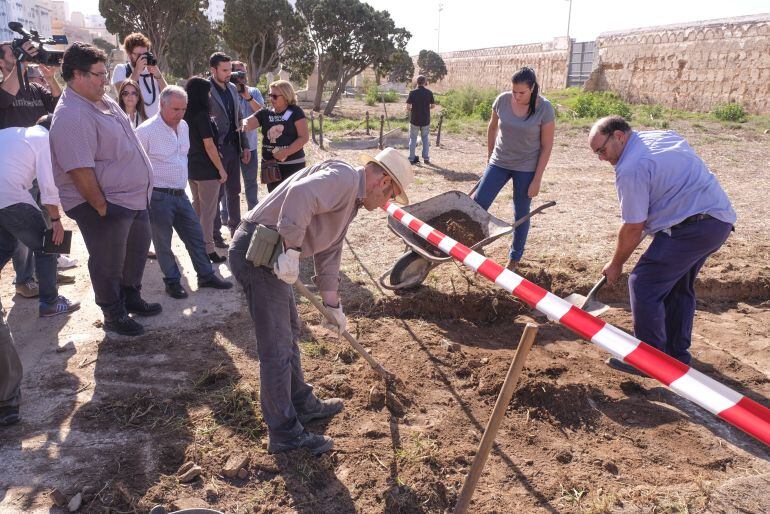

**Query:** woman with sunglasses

left=473, top=66, right=555, bottom=271
left=241, top=80, right=309, bottom=192
left=117, top=79, right=148, bottom=128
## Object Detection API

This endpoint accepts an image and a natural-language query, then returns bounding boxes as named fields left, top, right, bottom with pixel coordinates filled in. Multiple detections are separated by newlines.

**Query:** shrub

left=639, top=104, right=666, bottom=120
left=439, top=86, right=498, bottom=120
left=712, top=103, right=747, bottom=123
left=573, top=91, right=632, bottom=119
left=364, top=85, right=398, bottom=106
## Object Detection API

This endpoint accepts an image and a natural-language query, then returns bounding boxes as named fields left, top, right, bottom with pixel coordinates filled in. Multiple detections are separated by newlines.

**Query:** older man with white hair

left=136, top=86, right=232, bottom=299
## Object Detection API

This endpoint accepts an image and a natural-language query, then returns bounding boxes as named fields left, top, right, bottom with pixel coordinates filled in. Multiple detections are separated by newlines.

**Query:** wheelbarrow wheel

left=387, top=251, right=433, bottom=290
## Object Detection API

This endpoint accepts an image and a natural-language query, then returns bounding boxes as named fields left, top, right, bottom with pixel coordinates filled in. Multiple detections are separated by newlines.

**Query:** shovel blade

left=563, top=293, right=610, bottom=317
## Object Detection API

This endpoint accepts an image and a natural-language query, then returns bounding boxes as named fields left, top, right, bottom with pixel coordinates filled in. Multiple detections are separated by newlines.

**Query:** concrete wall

left=428, top=37, right=571, bottom=93
left=586, top=14, right=770, bottom=114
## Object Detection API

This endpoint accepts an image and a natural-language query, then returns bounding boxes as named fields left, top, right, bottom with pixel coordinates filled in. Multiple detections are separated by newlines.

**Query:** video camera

left=230, top=70, right=247, bottom=93
left=8, top=22, right=68, bottom=67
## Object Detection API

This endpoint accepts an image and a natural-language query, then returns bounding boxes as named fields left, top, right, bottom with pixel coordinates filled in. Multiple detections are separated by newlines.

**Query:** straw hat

left=359, top=147, right=414, bottom=204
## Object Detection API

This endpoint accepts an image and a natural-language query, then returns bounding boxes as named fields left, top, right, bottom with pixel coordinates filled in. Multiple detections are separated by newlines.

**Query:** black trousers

left=67, top=201, right=151, bottom=321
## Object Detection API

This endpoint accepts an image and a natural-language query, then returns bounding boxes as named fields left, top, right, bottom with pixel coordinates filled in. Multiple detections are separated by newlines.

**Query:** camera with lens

left=142, top=51, right=157, bottom=67
left=230, top=70, right=247, bottom=93
left=8, top=22, right=68, bottom=66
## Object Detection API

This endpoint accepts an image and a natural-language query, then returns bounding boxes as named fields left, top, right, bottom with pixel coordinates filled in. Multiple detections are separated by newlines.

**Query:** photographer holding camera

left=0, top=40, right=61, bottom=129
left=231, top=61, right=263, bottom=210
left=111, top=33, right=167, bottom=118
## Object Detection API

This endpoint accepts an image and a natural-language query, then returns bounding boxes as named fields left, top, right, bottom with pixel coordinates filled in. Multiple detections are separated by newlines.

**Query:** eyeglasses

left=121, top=90, right=138, bottom=97
left=268, top=94, right=283, bottom=100
left=594, top=133, right=613, bottom=156
left=82, top=70, right=109, bottom=79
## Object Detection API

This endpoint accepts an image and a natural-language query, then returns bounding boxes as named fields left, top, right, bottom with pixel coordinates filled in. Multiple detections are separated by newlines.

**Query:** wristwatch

left=246, top=96, right=254, bottom=101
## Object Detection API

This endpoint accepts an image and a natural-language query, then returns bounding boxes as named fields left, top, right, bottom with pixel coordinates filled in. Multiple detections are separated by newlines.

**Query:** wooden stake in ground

left=436, top=112, right=444, bottom=147
left=454, top=323, right=539, bottom=514
left=318, top=113, right=324, bottom=150
left=379, top=114, right=385, bottom=150
left=365, top=111, right=370, bottom=135
left=310, top=111, right=317, bottom=144
left=293, top=281, right=392, bottom=380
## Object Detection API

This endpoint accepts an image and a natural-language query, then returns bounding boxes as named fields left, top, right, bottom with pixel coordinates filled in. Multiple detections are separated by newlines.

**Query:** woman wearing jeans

left=473, top=67, right=555, bottom=271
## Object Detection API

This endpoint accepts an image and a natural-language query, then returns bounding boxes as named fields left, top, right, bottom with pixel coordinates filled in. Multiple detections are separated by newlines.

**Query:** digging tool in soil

left=293, top=281, right=393, bottom=380
left=564, top=276, right=609, bottom=316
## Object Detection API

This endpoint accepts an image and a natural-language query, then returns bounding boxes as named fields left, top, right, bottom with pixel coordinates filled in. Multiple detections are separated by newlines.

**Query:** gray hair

left=160, top=85, right=187, bottom=105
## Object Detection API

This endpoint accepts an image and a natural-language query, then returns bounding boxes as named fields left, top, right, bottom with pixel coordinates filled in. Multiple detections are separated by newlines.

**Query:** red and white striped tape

left=384, top=202, right=770, bottom=446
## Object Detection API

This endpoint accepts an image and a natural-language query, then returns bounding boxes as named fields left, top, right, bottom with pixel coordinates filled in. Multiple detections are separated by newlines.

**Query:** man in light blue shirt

left=588, top=116, right=735, bottom=372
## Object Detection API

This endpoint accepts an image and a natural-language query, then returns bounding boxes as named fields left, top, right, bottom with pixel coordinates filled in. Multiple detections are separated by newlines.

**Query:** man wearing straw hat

left=228, top=147, right=413, bottom=455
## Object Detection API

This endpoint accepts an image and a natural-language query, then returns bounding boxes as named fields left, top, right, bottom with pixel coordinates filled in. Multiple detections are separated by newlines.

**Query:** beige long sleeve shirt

left=244, top=160, right=366, bottom=292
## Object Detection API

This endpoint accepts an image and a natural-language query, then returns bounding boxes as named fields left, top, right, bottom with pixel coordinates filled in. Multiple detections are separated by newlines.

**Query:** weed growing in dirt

left=573, top=91, right=632, bottom=119
left=712, top=103, right=748, bottom=123
left=211, top=382, right=265, bottom=440
left=395, top=433, right=441, bottom=468
left=299, top=339, right=329, bottom=358
left=559, top=483, right=586, bottom=505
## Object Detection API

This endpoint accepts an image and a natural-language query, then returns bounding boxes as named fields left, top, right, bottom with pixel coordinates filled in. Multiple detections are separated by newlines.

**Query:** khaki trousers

left=189, top=179, right=222, bottom=254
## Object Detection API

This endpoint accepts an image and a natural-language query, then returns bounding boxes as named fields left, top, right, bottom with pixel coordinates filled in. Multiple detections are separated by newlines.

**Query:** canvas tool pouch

left=246, top=224, right=283, bottom=268
left=260, top=158, right=281, bottom=184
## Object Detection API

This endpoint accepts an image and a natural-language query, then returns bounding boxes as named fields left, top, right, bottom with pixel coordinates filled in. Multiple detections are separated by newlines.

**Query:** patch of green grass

left=299, top=340, right=329, bottom=358
left=211, top=382, right=265, bottom=441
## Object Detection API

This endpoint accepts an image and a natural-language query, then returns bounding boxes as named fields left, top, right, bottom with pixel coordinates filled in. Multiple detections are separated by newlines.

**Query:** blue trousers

left=473, top=163, right=535, bottom=262
left=408, top=124, right=430, bottom=160
left=0, top=203, right=58, bottom=305
left=629, top=217, right=732, bottom=364
left=149, top=190, right=215, bottom=285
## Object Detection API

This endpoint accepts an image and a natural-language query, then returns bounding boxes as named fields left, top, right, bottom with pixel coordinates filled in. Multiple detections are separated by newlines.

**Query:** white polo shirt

left=135, top=114, right=190, bottom=190
left=0, top=125, right=60, bottom=210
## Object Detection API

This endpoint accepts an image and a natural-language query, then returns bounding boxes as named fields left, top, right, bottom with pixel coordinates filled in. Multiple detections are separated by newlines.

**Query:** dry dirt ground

left=1, top=101, right=769, bottom=513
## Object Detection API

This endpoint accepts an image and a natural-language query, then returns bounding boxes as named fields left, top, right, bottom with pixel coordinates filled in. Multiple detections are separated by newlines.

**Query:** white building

left=0, top=0, right=52, bottom=42
left=204, top=0, right=224, bottom=22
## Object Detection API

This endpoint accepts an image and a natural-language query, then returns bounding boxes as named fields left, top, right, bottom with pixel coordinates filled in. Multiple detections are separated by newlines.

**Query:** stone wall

left=428, top=37, right=571, bottom=93
left=586, top=14, right=770, bottom=114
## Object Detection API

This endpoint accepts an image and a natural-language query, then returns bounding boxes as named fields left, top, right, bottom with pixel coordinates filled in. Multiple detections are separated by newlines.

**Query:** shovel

left=564, top=276, right=609, bottom=316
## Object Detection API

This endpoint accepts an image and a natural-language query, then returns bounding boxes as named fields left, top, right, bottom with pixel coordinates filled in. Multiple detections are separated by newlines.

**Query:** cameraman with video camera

left=111, top=33, right=167, bottom=118
left=231, top=60, right=263, bottom=210
left=0, top=40, right=61, bottom=129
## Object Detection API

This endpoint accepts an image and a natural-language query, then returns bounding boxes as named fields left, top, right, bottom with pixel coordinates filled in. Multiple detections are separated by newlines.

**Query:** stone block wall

left=427, top=37, right=571, bottom=93
left=586, top=14, right=770, bottom=114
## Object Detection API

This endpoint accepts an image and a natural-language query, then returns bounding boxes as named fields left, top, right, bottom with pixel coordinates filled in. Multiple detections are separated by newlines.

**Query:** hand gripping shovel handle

left=580, top=275, right=607, bottom=310
left=293, top=281, right=393, bottom=380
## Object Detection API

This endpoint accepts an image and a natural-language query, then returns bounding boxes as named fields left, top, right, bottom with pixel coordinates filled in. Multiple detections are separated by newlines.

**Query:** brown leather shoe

left=505, top=258, right=518, bottom=272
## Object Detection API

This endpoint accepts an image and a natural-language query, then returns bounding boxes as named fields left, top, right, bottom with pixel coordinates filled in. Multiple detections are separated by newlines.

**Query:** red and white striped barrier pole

left=384, top=203, right=770, bottom=447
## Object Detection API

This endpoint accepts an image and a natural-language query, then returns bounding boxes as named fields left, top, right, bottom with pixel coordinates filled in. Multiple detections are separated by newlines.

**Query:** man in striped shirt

left=136, top=87, right=232, bottom=299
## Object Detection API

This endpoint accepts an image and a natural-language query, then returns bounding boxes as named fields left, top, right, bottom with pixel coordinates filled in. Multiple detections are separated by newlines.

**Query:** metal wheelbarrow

left=379, top=190, right=556, bottom=290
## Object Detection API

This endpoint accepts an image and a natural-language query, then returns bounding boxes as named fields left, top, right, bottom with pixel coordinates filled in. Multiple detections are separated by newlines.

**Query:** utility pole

left=566, top=0, right=573, bottom=40
left=437, top=2, right=444, bottom=53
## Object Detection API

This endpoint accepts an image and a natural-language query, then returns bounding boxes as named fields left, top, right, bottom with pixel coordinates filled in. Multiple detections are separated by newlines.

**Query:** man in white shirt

left=0, top=115, right=79, bottom=317
left=110, top=33, right=167, bottom=118
left=136, top=87, right=232, bottom=299
left=0, top=115, right=80, bottom=426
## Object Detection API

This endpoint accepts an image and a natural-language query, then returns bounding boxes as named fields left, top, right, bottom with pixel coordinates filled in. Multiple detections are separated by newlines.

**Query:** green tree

left=221, top=0, right=313, bottom=84
left=98, top=0, right=207, bottom=69
left=380, top=49, right=414, bottom=84
left=166, top=12, right=217, bottom=78
left=92, top=37, right=117, bottom=55
left=296, top=0, right=410, bottom=114
left=417, top=49, right=447, bottom=83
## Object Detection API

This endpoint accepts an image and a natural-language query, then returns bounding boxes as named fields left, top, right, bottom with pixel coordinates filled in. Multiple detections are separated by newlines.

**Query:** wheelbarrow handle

left=512, top=200, right=556, bottom=228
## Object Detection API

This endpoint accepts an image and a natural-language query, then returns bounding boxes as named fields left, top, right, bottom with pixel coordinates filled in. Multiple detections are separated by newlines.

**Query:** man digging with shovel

left=588, top=116, right=736, bottom=376
left=228, top=148, right=413, bottom=455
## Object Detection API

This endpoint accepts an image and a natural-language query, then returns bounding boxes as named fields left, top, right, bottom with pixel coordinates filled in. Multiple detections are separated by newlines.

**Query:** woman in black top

left=241, top=80, right=309, bottom=192
left=184, top=77, right=228, bottom=262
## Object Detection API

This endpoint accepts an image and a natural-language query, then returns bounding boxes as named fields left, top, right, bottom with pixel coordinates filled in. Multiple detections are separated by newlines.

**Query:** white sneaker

left=57, top=255, right=78, bottom=269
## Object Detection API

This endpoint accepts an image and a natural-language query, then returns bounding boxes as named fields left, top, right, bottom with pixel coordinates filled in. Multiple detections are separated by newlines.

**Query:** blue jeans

left=149, top=190, right=215, bottom=285
left=629, top=217, right=732, bottom=364
left=409, top=124, right=430, bottom=160
left=12, top=242, right=34, bottom=284
left=473, top=163, right=535, bottom=262
left=0, top=203, right=58, bottom=304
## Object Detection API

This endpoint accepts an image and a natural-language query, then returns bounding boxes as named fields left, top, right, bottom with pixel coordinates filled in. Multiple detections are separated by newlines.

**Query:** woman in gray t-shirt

left=473, top=67, right=555, bottom=271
